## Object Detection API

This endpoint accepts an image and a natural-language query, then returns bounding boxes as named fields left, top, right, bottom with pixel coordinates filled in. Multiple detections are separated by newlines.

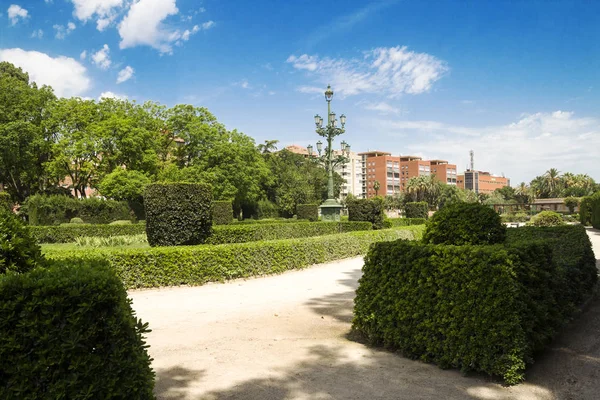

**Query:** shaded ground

left=129, top=229, right=600, bottom=400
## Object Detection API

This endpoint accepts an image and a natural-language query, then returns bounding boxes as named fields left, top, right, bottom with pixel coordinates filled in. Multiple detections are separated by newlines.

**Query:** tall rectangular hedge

left=296, top=204, right=319, bottom=221
left=353, top=225, right=597, bottom=384
left=0, top=263, right=154, bottom=399
left=44, top=227, right=424, bottom=289
left=347, top=197, right=385, bottom=229
left=591, top=193, right=600, bottom=229
left=404, top=201, right=428, bottom=219
left=144, top=182, right=213, bottom=246
left=213, top=201, right=233, bottom=225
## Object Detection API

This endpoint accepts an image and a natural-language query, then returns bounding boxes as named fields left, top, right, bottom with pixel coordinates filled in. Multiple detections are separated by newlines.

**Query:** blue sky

left=1, top=0, right=599, bottom=184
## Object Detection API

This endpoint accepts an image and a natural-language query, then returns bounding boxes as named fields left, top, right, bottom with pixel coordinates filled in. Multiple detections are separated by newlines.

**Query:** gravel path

left=129, top=229, right=600, bottom=400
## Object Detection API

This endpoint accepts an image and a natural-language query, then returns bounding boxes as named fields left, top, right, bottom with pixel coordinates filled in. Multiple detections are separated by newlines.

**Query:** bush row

left=347, top=197, right=385, bottom=229
left=0, top=262, right=155, bottom=399
left=353, top=224, right=597, bottom=384
left=384, top=218, right=427, bottom=227
left=404, top=201, right=428, bottom=219
left=30, top=223, right=147, bottom=244
left=206, top=221, right=372, bottom=244
left=44, top=226, right=425, bottom=289
left=24, top=195, right=133, bottom=225
left=213, top=201, right=233, bottom=225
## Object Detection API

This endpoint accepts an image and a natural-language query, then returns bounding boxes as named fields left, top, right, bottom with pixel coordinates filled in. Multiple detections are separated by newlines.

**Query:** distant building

left=457, top=170, right=510, bottom=194
left=429, top=160, right=458, bottom=186
left=359, top=151, right=401, bottom=198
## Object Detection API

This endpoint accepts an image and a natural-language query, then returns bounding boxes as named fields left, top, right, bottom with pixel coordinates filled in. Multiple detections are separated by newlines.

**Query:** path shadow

left=305, top=267, right=362, bottom=324
left=155, top=366, right=206, bottom=399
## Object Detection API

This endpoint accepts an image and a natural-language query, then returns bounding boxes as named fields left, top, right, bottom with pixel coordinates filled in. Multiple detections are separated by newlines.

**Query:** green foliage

left=109, top=220, right=133, bottom=225
left=591, top=194, right=600, bottom=229
left=404, top=175, right=442, bottom=208
left=44, top=227, right=424, bottom=289
left=0, top=262, right=155, bottom=399
left=98, top=168, right=152, bottom=202
left=24, top=195, right=132, bottom=225
left=30, top=223, right=146, bottom=244
left=353, top=226, right=596, bottom=384
left=528, top=211, right=565, bottom=227
left=144, top=182, right=213, bottom=246
left=232, top=218, right=301, bottom=225
left=0, top=210, right=46, bottom=274
left=256, top=199, right=280, bottom=219
left=75, top=234, right=148, bottom=248
left=404, top=201, right=428, bottom=219
left=70, top=217, right=84, bottom=224
left=423, top=202, right=506, bottom=245
left=296, top=204, right=319, bottom=221
left=385, top=218, right=427, bottom=227
left=501, top=212, right=529, bottom=223
left=506, top=225, right=597, bottom=307
left=0, top=192, right=12, bottom=212
left=213, top=200, right=233, bottom=225
left=563, top=196, right=580, bottom=214
left=346, top=196, right=386, bottom=229
left=579, top=195, right=594, bottom=225
left=207, top=221, right=372, bottom=245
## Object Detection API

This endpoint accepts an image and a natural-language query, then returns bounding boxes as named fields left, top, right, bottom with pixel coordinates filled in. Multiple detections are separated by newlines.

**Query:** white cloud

left=116, top=65, right=134, bottom=84
left=31, top=29, right=43, bottom=39
left=44, top=0, right=53, bottom=4
left=79, top=50, right=86, bottom=60
left=379, top=111, right=600, bottom=182
left=91, top=44, right=111, bottom=70
left=70, top=0, right=123, bottom=31
left=99, top=91, right=127, bottom=100
left=201, top=20, right=215, bottom=30
left=361, top=101, right=401, bottom=115
left=8, top=4, right=29, bottom=25
left=0, top=48, right=91, bottom=97
left=118, top=0, right=179, bottom=54
left=53, top=22, right=76, bottom=39
left=287, top=46, right=448, bottom=98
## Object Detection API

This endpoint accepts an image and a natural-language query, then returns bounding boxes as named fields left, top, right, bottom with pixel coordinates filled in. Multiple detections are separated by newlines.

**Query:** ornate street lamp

left=307, top=84, right=350, bottom=222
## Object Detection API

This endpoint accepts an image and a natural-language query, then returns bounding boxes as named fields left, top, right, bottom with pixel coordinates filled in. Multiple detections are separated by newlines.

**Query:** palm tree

left=514, top=182, right=532, bottom=205
left=373, top=180, right=381, bottom=196
left=257, top=140, right=279, bottom=154
left=543, top=168, right=561, bottom=198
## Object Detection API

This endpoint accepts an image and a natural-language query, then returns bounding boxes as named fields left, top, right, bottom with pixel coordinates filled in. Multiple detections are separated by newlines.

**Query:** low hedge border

left=384, top=218, right=427, bottom=227
left=30, top=224, right=147, bottom=244
left=206, top=221, right=373, bottom=244
left=45, top=226, right=425, bottom=289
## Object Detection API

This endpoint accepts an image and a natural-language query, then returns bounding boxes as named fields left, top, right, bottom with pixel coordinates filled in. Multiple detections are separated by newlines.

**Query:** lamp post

left=306, top=84, right=350, bottom=222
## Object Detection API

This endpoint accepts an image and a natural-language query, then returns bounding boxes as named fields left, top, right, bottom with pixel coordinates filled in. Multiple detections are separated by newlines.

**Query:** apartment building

left=399, top=156, right=430, bottom=191
left=457, top=170, right=510, bottom=194
left=430, top=160, right=458, bottom=185
left=359, top=151, right=401, bottom=198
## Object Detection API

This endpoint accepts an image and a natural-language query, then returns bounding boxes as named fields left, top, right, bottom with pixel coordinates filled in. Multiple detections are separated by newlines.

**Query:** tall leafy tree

left=0, top=62, right=56, bottom=201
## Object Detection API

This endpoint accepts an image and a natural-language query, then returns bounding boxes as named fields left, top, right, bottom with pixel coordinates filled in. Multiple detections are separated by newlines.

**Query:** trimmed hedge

left=297, top=204, right=319, bottom=221
left=30, top=223, right=146, bottom=244
left=44, top=226, right=425, bottom=289
left=213, top=201, right=233, bottom=225
left=423, top=202, right=506, bottom=245
left=0, top=210, right=46, bottom=274
left=347, top=197, right=386, bottom=229
left=207, top=221, right=372, bottom=244
left=404, top=202, right=428, bottom=219
left=144, top=183, right=213, bottom=246
left=0, top=262, right=154, bottom=399
left=232, top=218, right=304, bottom=224
left=579, top=195, right=594, bottom=225
left=385, top=218, right=427, bottom=227
left=591, top=193, right=600, bottom=229
left=354, top=224, right=597, bottom=385
left=24, top=195, right=132, bottom=225
left=528, top=210, right=564, bottom=227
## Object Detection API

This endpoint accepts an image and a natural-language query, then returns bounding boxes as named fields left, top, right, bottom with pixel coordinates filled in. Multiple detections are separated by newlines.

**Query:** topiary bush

left=0, top=192, right=12, bottom=212
left=423, top=202, right=506, bottom=245
left=563, top=197, right=579, bottom=214
left=591, top=192, right=600, bottom=229
left=144, top=182, right=213, bottom=246
left=347, top=197, right=386, bottom=229
left=0, top=210, right=46, bottom=274
left=579, top=195, right=593, bottom=225
left=213, top=201, right=233, bottom=225
left=24, top=195, right=132, bottom=225
left=70, top=217, right=84, bottom=224
left=404, top=201, right=428, bottom=219
left=528, top=211, right=564, bottom=227
left=296, top=204, right=319, bottom=221
left=0, top=262, right=155, bottom=399
left=353, top=226, right=596, bottom=384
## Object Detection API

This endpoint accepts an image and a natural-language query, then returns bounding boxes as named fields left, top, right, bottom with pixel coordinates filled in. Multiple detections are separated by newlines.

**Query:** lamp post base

left=320, top=199, right=343, bottom=222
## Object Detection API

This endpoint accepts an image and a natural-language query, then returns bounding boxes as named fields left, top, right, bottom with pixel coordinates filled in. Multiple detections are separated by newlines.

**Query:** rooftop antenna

left=469, top=150, right=474, bottom=171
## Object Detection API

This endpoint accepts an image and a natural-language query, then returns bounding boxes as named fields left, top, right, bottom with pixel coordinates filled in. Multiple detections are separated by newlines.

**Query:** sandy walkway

left=129, top=229, right=600, bottom=400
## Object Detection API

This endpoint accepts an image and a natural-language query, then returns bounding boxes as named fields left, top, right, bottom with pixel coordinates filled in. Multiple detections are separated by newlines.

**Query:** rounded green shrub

left=404, top=201, right=428, bottom=219
left=423, top=202, right=506, bottom=245
left=529, top=211, right=565, bottom=227
left=144, top=182, right=213, bottom=246
left=70, top=217, right=84, bottom=224
left=0, top=210, right=46, bottom=274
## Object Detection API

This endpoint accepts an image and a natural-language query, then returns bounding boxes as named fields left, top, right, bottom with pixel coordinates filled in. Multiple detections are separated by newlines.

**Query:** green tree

left=405, top=175, right=442, bottom=208
left=257, top=139, right=279, bottom=154
left=0, top=62, right=56, bottom=201
left=98, top=168, right=152, bottom=202
left=373, top=180, right=381, bottom=196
